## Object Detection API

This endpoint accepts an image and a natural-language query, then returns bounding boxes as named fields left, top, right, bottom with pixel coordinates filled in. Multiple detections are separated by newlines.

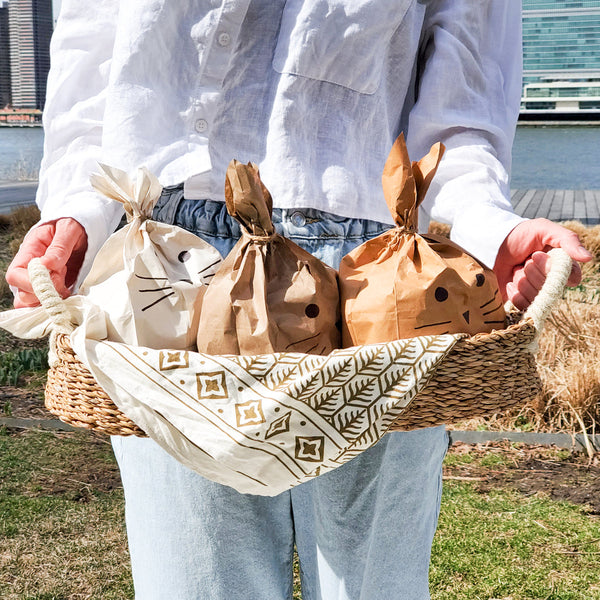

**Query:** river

left=1, top=124, right=599, bottom=188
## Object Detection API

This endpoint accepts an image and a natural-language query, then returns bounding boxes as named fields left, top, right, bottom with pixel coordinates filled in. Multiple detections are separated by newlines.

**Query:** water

left=511, top=125, right=600, bottom=189
left=0, top=127, right=44, bottom=181
left=0, top=124, right=599, bottom=189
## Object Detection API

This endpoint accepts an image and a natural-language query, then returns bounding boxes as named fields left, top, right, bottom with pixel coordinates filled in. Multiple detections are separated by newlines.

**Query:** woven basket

left=29, top=248, right=572, bottom=437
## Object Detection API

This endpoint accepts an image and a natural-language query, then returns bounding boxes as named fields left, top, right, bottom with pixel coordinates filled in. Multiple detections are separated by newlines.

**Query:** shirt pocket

left=273, top=0, right=414, bottom=95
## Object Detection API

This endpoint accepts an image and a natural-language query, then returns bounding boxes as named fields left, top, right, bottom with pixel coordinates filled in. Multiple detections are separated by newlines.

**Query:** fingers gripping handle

left=522, top=248, right=572, bottom=335
left=27, top=258, right=74, bottom=335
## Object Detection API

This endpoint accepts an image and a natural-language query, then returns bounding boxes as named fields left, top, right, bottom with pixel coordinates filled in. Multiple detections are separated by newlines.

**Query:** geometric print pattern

left=74, top=333, right=460, bottom=496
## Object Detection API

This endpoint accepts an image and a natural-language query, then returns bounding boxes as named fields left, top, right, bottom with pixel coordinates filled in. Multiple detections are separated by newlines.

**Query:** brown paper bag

left=197, top=160, right=340, bottom=355
left=340, top=134, right=506, bottom=346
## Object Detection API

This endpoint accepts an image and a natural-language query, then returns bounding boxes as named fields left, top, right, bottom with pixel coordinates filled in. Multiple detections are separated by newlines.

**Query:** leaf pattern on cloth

left=72, top=332, right=460, bottom=495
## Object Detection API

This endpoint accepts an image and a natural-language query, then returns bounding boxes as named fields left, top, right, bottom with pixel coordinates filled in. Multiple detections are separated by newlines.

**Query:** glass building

left=7, top=0, right=53, bottom=109
left=0, top=0, right=10, bottom=108
left=522, top=0, right=600, bottom=114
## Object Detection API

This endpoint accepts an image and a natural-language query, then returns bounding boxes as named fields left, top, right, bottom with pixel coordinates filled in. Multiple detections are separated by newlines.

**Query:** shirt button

left=291, top=211, right=306, bottom=227
left=217, top=32, right=231, bottom=47
left=194, top=119, right=208, bottom=133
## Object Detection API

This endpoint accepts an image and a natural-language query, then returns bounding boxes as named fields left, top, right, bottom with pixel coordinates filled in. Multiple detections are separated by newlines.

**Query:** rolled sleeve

left=36, top=0, right=121, bottom=281
left=408, top=0, right=525, bottom=267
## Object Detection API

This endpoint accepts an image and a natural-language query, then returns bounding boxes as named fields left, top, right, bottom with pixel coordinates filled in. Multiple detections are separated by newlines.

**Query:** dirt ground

left=446, top=441, right=600, bottom=514
left=3, top=386, right=600, bottom=512
left=1, top=385, right=48, bottom=419
left=2, top=386, right=123, bottom=498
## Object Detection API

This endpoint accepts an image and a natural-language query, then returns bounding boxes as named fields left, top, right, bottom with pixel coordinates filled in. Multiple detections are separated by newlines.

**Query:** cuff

left=450, top=204, right=526, bottom=269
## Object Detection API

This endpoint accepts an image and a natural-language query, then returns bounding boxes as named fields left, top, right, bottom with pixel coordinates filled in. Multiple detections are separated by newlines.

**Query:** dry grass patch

left=430, top=220, right=600, bottom=435
left=511, top=220, right=600, bottom=435
left=5, top=204, right=41, bottom=257
left=1, top=497, right=132, bottom=600
left=1, top=205, right=41, bottom=308
left=534, top=301, right=600, bottom=432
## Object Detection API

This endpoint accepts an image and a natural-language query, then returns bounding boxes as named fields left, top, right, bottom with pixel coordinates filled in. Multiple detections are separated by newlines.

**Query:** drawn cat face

left=412, top=266, right=505, bottom=336
left=135, top=251, right=221, bottom=312
left=268, top=259, right=340, bottom=355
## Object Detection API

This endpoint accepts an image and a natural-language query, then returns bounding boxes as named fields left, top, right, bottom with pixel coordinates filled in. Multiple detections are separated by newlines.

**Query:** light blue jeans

left=111, top=187, right=448, bottom=600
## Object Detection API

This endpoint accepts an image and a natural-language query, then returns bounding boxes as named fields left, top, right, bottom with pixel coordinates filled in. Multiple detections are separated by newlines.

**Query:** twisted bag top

left=197, top=160, right=341, bottom=355
left=340, top=134, right=506, bottom=346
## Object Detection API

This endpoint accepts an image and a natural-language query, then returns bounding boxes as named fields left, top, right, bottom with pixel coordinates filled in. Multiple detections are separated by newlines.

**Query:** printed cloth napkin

left=72, top=329, right=460, bottom=495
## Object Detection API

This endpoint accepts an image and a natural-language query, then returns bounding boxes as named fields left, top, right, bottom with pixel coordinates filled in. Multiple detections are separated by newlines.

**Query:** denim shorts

left=152, top=183, right=392, bottom=268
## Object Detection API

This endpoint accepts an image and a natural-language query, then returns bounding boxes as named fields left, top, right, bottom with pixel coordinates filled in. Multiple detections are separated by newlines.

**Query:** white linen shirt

left=38, top=0, right=525, bottom=280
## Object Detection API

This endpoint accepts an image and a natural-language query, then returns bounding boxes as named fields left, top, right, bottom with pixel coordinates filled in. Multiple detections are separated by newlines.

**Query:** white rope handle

left=27, top=258, right=74, bottom=335
left=522, top=247, right=572, bottom=335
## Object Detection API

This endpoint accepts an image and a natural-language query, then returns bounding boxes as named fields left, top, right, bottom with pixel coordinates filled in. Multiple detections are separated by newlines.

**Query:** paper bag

left=340, top=134, right=506, bottom=345
left=81, top=164, right=222, bottom=349
left=197, top=160, right=340, bottom=355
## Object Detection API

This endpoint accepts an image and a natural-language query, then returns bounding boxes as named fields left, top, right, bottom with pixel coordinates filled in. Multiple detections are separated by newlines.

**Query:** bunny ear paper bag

left=340, top=134, right=506, bottom=346
left=197, top=160, right=340, bottom=355
left=81, top=164, right=222, bottom=349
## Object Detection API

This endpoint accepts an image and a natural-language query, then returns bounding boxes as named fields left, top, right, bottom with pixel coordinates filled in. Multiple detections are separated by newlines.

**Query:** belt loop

left=152, top=184, right=185, bottom=225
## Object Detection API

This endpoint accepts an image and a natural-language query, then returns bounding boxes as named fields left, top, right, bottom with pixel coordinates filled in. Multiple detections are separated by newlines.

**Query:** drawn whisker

left=484, top=320, right=505, bottom=325
left=302, top=342, right=319, bottom=354
left=414, top=320, right=452, bottom=330
left=142, top=292, right=175, bottom=311
left=285, top=332, right=321, bottom=350
left=480, top=290, right=500, bottom=309
left=135, top=274, right=169, bottom=281
left=139, top=286, right=173, bottom=292
left=198, top=259, right=221, bottom=275
left=483, top=303, right=504, bottom=316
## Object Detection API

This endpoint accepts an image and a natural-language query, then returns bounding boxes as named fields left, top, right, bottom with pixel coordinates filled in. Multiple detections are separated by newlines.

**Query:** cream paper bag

left=0, top=165, right=222, bottom=352
left=82, top=164, right=222, bottom=349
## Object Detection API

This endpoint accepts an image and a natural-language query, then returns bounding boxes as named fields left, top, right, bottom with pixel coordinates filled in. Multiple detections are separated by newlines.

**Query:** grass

left=0, top=348, right=48, bottom=387
left=0, top=429, right=133, bottom=600
left=1, top=429, right=599, bottom=599
left=431, top=483, right=600, bottom=599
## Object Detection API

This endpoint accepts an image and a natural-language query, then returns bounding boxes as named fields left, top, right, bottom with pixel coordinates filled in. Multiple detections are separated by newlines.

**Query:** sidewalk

left=0, top=181, right=38, bottom=214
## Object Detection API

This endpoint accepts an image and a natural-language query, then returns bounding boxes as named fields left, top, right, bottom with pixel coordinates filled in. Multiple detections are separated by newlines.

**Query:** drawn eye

left=178, top=250, right=191, bottom=263
left=305, top=304, right=320, bottom=318
left=476, top=273, right=485, bottom=287
left=434, top=287, right=448, bottom=302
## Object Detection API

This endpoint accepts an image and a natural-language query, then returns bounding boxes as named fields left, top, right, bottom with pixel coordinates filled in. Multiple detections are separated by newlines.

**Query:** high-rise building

left=7, top=0, right=52, bottom=109
left=0, top=0, right=10, bottom=108
left=522, top=0, right=600, bottom=115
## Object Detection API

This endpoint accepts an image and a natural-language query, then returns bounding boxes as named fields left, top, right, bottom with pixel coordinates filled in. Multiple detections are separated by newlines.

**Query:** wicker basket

left=29, top=248, right=572, bottom=437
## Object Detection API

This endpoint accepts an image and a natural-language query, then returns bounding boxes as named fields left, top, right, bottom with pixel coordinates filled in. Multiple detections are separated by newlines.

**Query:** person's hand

left=493, top=218, right=593, bottom=310
left=5, top=218, right=88, bottom=308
